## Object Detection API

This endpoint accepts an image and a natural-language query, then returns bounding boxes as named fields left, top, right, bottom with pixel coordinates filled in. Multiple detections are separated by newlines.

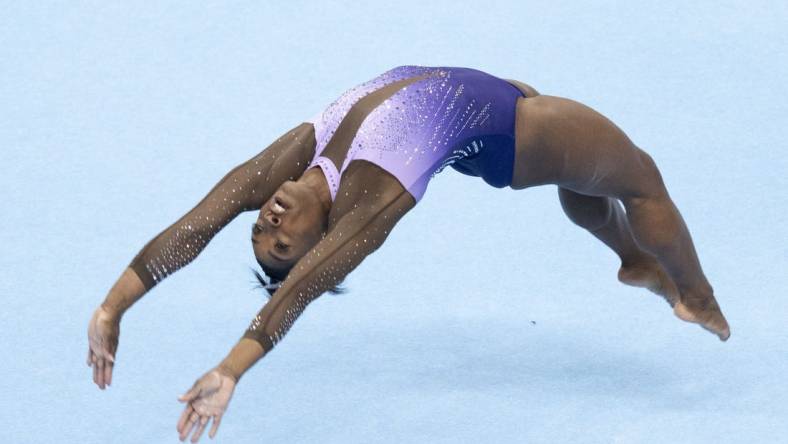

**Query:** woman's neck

left=298, top=167, right=333, bottom=215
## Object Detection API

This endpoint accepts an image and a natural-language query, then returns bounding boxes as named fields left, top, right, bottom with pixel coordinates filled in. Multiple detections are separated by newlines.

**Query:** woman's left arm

left=240, top=186, right=416, bottom=356
left=176, top=187, right=416, bottom=441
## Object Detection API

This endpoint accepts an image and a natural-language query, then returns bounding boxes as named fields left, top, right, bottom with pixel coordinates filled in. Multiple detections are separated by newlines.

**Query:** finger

left=179, top=411, right=196, bottom=441
left=104, top=361, right=113, bottom=387
left=179, top=386, right=200, bottom=403
left=177, top=404, right=194, bottom=434
left=100, top=341, right=116, bottom=362
left=96, top=359, right=105, bottom=389
left=92, top=360, right=98, bottom=385
left=96, top=347, right=116, bottom=366
left=180, top=411, right=200, bottom=441
left=208, top=415, right=222, bottom=439
left=87, top=348, right=93, bottom=367
left=177, top=404, right=194, bottom=433
left=191, top=416, right=209, bottom=443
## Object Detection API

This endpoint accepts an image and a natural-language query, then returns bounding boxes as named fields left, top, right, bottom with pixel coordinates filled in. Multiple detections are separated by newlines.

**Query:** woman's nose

left=265, top=212, right=281, bottom=227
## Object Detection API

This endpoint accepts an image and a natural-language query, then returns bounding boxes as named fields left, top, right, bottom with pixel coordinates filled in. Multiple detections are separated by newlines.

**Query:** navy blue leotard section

left=446, top=69, right=525, bottom=189
left=449, top=134, right=518, bottom=188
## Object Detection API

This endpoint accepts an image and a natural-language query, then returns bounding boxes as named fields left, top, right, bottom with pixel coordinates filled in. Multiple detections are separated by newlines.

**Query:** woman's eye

left=275, top=241, right=289, bottom=251
left=251, top=223, right=262, bottom=235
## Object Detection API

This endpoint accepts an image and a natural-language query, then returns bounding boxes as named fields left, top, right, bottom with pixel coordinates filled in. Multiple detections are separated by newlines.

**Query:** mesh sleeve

left=128, top=122, right=316, bottom=291
left=242, top=186, right=416, bottom=352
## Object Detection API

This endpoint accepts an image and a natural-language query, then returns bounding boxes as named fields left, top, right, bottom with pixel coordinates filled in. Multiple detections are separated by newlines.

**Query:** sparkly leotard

left=128, top=65, right=527, bottom=354
left=307, top=65, right=525, bottom=202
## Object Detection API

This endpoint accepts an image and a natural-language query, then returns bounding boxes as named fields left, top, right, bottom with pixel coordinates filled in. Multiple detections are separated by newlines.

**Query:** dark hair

left=250, top=265, right=346, bottom=300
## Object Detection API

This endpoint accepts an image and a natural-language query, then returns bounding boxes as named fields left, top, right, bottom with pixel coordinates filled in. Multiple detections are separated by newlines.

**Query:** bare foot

left=618, top=256, right=731, bottom=341
left=673, top=295, right=731, bottom=341
left=617, top=257, right=679, bottom=307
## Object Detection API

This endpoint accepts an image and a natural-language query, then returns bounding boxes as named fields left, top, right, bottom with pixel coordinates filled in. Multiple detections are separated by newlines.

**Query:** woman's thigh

left=510, top=95, right=665, bottom=200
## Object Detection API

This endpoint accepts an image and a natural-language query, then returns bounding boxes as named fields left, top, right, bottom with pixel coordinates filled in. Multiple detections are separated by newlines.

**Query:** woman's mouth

left=271, top=198, right=286, bottom=215
left=270, top=193, right=291, bottom=215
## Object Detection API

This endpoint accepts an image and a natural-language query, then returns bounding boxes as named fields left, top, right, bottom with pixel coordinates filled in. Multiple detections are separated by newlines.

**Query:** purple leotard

left=306, top=65, right=526, bottom=202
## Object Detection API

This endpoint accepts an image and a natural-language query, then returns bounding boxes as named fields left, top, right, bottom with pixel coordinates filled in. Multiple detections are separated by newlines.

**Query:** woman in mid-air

left=86, top=65, right=730, bottom=442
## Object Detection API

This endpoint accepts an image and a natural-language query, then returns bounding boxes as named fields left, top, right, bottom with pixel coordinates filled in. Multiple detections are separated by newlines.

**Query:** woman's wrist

left=98, top=301, right=123, bottom=322
left=215, top=363, right=240, bottom=384
left=100, top=267, right=147, bottom=321
left=218, top=338, right=266, bottom=383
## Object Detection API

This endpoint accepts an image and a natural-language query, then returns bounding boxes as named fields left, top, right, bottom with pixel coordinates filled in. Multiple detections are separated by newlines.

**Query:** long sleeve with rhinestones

left=242, top=182, right=416, bottom=352
left=128, top=123, right=316, bottom=291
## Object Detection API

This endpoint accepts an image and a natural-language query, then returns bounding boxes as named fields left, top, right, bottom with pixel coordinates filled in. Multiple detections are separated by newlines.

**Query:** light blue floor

left=2, top=1, right=786, bottom=443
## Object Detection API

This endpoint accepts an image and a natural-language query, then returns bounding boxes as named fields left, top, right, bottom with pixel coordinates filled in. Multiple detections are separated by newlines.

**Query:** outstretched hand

left=177, top=368, right=237, bottom=442
left=87, top=305, right=120, bottom=389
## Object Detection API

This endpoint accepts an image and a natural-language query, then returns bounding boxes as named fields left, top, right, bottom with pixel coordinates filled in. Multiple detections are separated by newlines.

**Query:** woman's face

left=251, top=180, right=327, bottom=275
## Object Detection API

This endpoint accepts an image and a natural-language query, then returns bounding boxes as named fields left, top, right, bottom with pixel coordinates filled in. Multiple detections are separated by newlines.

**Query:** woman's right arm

left=88, top=121, right=316, bottom=388
left=124, top=122, right=317, bottom=294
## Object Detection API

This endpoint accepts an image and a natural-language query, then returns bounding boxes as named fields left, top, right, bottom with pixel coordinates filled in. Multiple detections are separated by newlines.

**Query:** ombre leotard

left=127, top=65, right=526, bottom=354
left=306, top=65, right=526, bottom=202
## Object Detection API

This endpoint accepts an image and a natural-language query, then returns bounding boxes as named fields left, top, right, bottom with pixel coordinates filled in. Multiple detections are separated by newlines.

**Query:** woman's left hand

left=177, top=367, right=237, bottom=442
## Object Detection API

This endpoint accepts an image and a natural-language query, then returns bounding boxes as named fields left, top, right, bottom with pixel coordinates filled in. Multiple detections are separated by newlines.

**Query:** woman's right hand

left=87, top=305, right=120, bottom=389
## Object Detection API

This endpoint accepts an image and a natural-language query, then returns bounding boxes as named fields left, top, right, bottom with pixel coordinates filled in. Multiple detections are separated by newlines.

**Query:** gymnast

left=86, top=65, right=730, bottom=442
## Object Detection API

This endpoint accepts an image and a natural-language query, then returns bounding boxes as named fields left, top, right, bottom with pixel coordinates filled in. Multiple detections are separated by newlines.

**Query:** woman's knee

left=622, top=149, right=669, bottom=200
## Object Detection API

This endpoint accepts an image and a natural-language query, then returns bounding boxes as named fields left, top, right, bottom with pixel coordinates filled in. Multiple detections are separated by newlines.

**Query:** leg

left=512, top=95, right=730, bottom=340
left=557, top=187, right=679, bottom=306
left=622, top=190, right=729, bottom=339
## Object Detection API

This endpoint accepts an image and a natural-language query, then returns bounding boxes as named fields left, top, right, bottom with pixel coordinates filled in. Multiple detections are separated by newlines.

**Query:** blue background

left=2, top=1, right=786, bottom=443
